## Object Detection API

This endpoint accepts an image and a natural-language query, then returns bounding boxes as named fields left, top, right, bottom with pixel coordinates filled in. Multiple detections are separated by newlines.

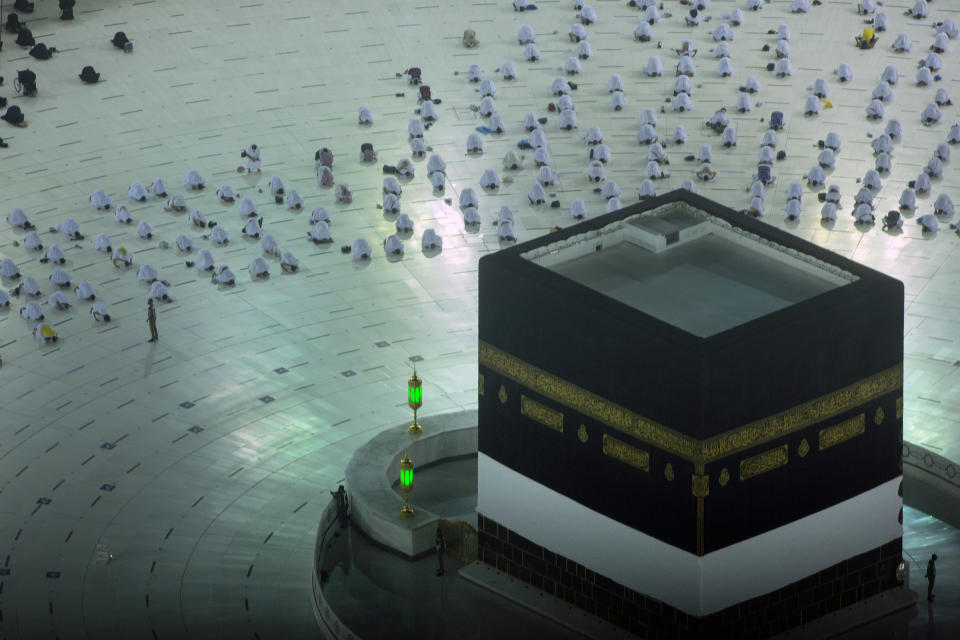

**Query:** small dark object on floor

left=768, top=30, right=776, bottom=35
left=12, top=240, right=19, bottom=247
left=444, top=198, right=452, bottom=205
left=208, top=221, right=217, bottom=228
left=569, top=82, right=577, bottom=90
left=340, top=245, right=352, bottom=254
left=907, top=180, right=915, bottom=188
left=0, top=138, right=7, bottom=148
left=766, top=62, right=775, bottom=71
left=818, top=193, right=827, bottom=202
left=593, top=188, right=602, bottom=193
left=275, top=195, right=283, bottom=204
left=657, top=41, right=662, bottom=49
left=547, top=103, right=556, bottom=112
left=395, top=92, right=404, bottom=97
left=776, top=150, right=787, bottom=161
left=383, top=165, right=397, bottom=174
left=537, top=117, right=548, bottom=124
left=818, top=140, right=824, bottom=148
left=685, top=155, right=696, bottom=161
left=866, top=132, right=873, bottom=138
left=813, top=0, right=821, bottom=5
left=550, top=200, right=561, bottom=208
left=762, top=44, right=770, bottom=51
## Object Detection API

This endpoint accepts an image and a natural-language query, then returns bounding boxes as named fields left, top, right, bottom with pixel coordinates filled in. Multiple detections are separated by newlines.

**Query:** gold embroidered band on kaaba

left=479, top=341, right=902, bottom=464
left=521, top=394, right=564, bottom=432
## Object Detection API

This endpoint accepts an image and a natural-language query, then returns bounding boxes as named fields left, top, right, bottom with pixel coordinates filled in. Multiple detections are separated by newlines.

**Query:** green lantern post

left=399, top=452, right=414, bottom=518
left=408, top=368, right=423, bottom=435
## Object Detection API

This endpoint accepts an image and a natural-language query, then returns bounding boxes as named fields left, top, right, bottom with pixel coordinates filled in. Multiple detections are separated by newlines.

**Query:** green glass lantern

left=399, top=452, right=414, bottom=518
left=408, top=368, right=423, bottom=435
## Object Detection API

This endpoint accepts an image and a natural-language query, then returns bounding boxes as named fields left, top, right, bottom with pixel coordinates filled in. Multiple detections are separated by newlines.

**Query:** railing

left=312, top=497, right=361, bottom=640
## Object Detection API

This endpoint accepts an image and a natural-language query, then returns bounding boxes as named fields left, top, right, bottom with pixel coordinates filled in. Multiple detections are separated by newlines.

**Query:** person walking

left=435, top=525, right=447, bottom=576
left=147, top=299, right=158, bottom=342
left=926, top=554, right=937, bottom=601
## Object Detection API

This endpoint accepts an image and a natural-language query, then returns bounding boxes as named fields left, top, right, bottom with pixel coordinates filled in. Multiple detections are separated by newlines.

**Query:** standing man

left=330, top=485, right=349, bottom=529
left=926, top=554, right=937, bottom=601
left=435, top=525, right=447, bottom=576
left=147, top=299, right=158, bottom=342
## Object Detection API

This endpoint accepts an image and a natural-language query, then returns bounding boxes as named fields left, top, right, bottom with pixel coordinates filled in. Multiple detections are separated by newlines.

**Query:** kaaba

left=476, top=190, right=904, bottom=638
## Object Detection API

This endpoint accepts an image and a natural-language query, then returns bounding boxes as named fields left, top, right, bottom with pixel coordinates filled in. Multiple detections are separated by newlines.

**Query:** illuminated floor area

left=0, top=0, right=958, bottom=638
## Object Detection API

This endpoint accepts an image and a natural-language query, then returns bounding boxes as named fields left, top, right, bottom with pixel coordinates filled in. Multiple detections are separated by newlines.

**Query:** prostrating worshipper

left=932, top=33, right=950, bottom=54
left=892, top=33, right=913, bottom=53
left=529, top=182, right=547, bottom=204
left=644, top=56, right=663, bottom=77
left=818, top=149, right=836, bottom=170
left=184, top=169, right=205, bottom=190
left=706, top=108, right=729, bottom=133
left=585, top=126, right=603, bottom=145
left=25, top=231, right=43, bottom=251
left=637, top=180, right=656, bottom=201
left=882, top=210, right=903, bottom=231
left=524, top=43, right=542, bottom=61
left=352, top=238, right=372, bottom=260
left=190, top=209, right=210, bottom=229
left=286, top=189, right=305, bottom=210
left=558, top=109, right=577, bottom=130
left=872, top=133, right=893, bottom=155
left=740, top=76, right=761, bottom=93
left=58, top=217, right=83, bottom=240
left=786, top=182, right=803, bottom=203
left=748, top=198, right=765, bottom=218
left=854, top=204, right=876, bottom=224
left=570, top=200, right=588, bottom=220
left=308, top=221, right=333, bottom=245
left=34, top=323, right=58, bottom=343
left=917, top=214, right=939, bottom=232
left=677, top=56, right=696, bottom=78
left=129, top=181, right=149, bottom=202
left=488, top=113, right=505, bottom=133
left=212, top=264, right=235, bottom=285
left=922, top=103, right=942, bottom=125
left=606, top=198, right=622, bottom=212
left=149, top=281, right=171, bottom=301
left=634, top=22, right=653, bottom=42
left=91, top=189, right=113, bottom=211
left=591, top=143, right=612, bottom=162
left=261, top=234, right=279, bottom=257
left=836, top=63, right=854, bottom=83
left=647, top=143, right=669, bottom=165
left=872, top=82, right=893, bottom=102
left=147, top=178, right=167, bottom=199
left=480, top=169, right=501, bottom=189
left=242, top=144, right=262, bottom=172
left=936, top=88, right=952, bottom=107
left=218, top=185, right=237, bottom=203
left=384, top=235, right=404, bottom=256
left=408, top=118, right=425, bottom=139
left=45, top=244, right=66, bottom=265
left=238, top=197, right=258, bottom=218
left=1, top=106, right=28, bottom=130
left=907, top=0, right=928, bottom=19
left=21, top=301, right=44, bottom=321
left=95, top=232, right=112, bottom=253
left=176, top=234, right=194, bottom=253
left=935, top=142, right=951, bottom=162
left=881, top=66, right=898, bottom=86
left=431, top=171, right=446, bottom=191
left=137, top=220, right=153, bottom=240
left=859, top=0, right=876, bottom=14
left=713, top=23, right=734, bottom=42
left=785, top=199, right=803, bottom=221
left=315, top=147, right=334, bottom=169
left=776, top=39, right=791, bottom=59
left=674, top=75, right=693, bottom=96
left=900, top=188, right=917, bottom=211
left=1, top=258, right=21, bottom=280
left=50, top=268, right=71, bottom=288
left=750, top=180, right=766, bottom=201
left=855, top=187, right=874, bottom=208
left=467, top=133, right=484, bottom=153
left=242, top=218, right=262, bottom=239
left=422, top=228, right=442, bottom=250
left=713, top=41, right=731, bottom=60
left=249, top=257, right=270, bottom=279
left=856, top=27, right=878, bottom=49
left=382, top=193, right=401, bottom=215
left=821, top=202, right=838, bottom=222
left=587, top=160, right=605, bottom=183
left=685, top=9, right=701, bottom=27
left=806, top=165, right=826, bottom=188
left=875, top=12, right=889, bottom=31
left=396, top=213, right=414, bottom=233
left=537, top=166, right=557, bottom=186
left=269, top=175, right=286, bottom=201
left=673, top=126, right=688, bottom=145
left=758, top=145, right=776, bottom=165
left=138, top=263, right=159, bottom=284
left=462, top=29, right=479, bottom=48
left=420, top=101, right=439, bottom=122
left=7, top=207, right=34, bottom=230
left=805, top=95, right=823, bottom=115
left=49, top=290, right=71, bottom=311
left=921, top=52, right=943, bottom=72
left=647, top=160, right=667, bottom=180
left=569, top=24, right=589, bottom=42
left=695, top=163, right=716, bottom=181
left=934, top=193, right=954, bottom=217
left=361, top=142, right=378, bottom=163
left=383, top=177, right=402, bottom=198
left=697, top=143, right=713, bottom=164
left=636, top=124, right=658, bottom=144
left=866, top=99, right=885, bottom=120
left=916, top=67, right=933, bottom=86
left=211, top=225, right=229, bottom=245
left=358, top=106, right=374, bottom=125
left=720, top=126, right=737, bottom=147
left=112, top=247, right=133, bottom=269
left=21, top=276, right=42, bottom=297
left=875, top=152, right=892, bottom=174
left=925, top=156, right=944, bottom=179
left=91, top=301, right=111, bottom=322
left=196, top=249, right=215, bottom=272
left=459, top=188, right=479, bottom=209
left=717, top=58, right=734, bottom=78
left=673, top=93, right=694, bottom=113
left=790, top=0, right=810, bottom=12
left=775, top=59, right=793, bottom=78
left=948, top=123, right=960, bottom=144
left=280, top=252, right=299, bottom=273
left=601, top=181, right=622, bottom=200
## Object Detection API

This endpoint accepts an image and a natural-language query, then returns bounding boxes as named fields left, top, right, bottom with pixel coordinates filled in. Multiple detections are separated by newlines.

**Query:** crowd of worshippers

left=4, top=0, right=960, bottom=344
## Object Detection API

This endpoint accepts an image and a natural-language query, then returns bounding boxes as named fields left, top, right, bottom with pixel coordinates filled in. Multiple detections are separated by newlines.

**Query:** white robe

left=480, top=170, right=500, bottom=189
left=430, top=172, right=446, bottom=190
left=602, top=182, right=622, bottom=200
left=646, top=161, right=664, bottom=179
left=129, top=182, right=149, bottom=201
left=1, top=258, right=20, bottom=278
left=50, top=268, right=71, bottom=286
left=245, top=144, right=262, bottom=171
left=590, top=144, right=611, bottom=163
left=775, top=59, right=792, bottom=77
left=750, top=181, right=766, bottom=200
left=786, top=182, right=803, bottom=201
left=570, top=24, right=588, bottom=41
left=866, top=100, right=885, bottom=119
left=138, top=263, right=158, bottom=282
left=948, top=124, right=960, bottom=143
left=261, top=234, right=279, bottom=256
left=871, top=135, right=893, bottom=154
left=22, top=301, right=44, bottom=320
left=569, top=200, right=586, bottom=220
left=529, top=183, right=547, bottom=204
left=467, top=133, right=484, bottom=153
left=408, top=119, right=425, bottom=138
left=737, top=93, right=753, bottom=112
left=152, top=177, right=168, bottom=197
left=713, top=23, right=734, bottom=42
left=824, top=132, right=842, bottom=152
left=721, top=126, right=738, bottom=146
left=836, top=63, right=853, bottom=83
left=551, top=77, right=571, bottom=95
left=352, top=239, right=372, bottom=259
left=502, top=61, right=517, bottom=80
left=935, top=143, right=950, bottom=162
left=23, top=276, right=41, bottom=295
left=384, top=235, right=404, bottom=255
left=238, top=197, right=257, bottom=217
left=524, top=43, right=541, bottom=61
left=416, top=229, right=441, bottom=252
left=382, top=194, right=401, bottom=214
left=184, top=169, right=205, bottom=189
left=863, top=170, right=883, bottom=191
left=488, top=114, right=505, bottom=134
left=935, top=194, right=954, bottom=216
left=309, top=222, right=332, bottom=243
left=925, top=157, right=943, bottom=179
left=286, top=190, right=304, bottom=210
left=881, top=66, right=898, bottom=86
left=854, top=204, right=875, bottom=224
left=790, top=0, right=810, bottom=12
left=149, top=281, right=170, bottom=300
left=673, top=94, right=693, bottom=112
left=644, top=57, right=663, bottom=77
left=785, top=199, right=803, bottom=220
left=91, top=189, right=112, bottom=210
left=806, top=166, right=826, bottom=187
left=196, top=249, right=215, bottom=271
left=922, top=103, right=941, bottom=124
left=518, top=25, right=536, bottom=44
left=0, top=289, right=11, bottom=306
left=636, top=125, right=657, bottom=144
left=875, top=153, right=891, bottom=173
left=818, top=149, right=836, bottom=169
left=565, top=57, right=581, bottom=75
left=587, top=161, right=605, bottom=182
left=497, top=222, right=516, bottom=241
left=606, top=74, right=623, bottom=93
left=638, top=180, right=656, bottom=199
left=76, top=281, right=95, bottom=299
left=606, top=198, right=622, bottom=213
left=916, top=67, right=933, bottom=86
left=559, top=110, right=577, bottom=130
left=635, top=23, right=652, bottom=41
left=528, top=129, right=547, bottom=149
left=917, top=214, right=939, bottom=232
left=137, top=220, right=153, bottom=239
left=269, top=175, right=285, bottom=196
left=935, top=89, right=951, bottom=106
left=758, top=146, right=776, bottom=165
left=855, top=188, right=874, bottom=207
left=459, top=188, right=479, bottom=208
left=190, top=210, right=208, bottom=227
left=938, top=18, right=959, bottom=40
left=115, top=206, right=132, bottom=224
left=892, top=33, right=912, bottom=52
left=214, top=265, right=235, bottom=284
left=281, top=252, right=299, bottom=271
left=47, top=245, right=66, bottom=263
left=479, top=78, right=496, bottom=98
left=211, top=225, right=229, bottom=244
left=420, top=101, right=438, bottom=122
left=821, top=203, right=838, bottom=221
left=358, top=106, right=374, bottom=124
left=717, top=59, right=734, bottom=77
left=908, top=0, right=928, bottom=18
left=91, top=301, right=109, bottom=319
left=168, top=194, right=187, bottom=211
left=25, top=231, right=43, bottom=251
left=58, top=218, right=81, bottom=238
left=177, top=234, right=194, bottom=252
left=804, top=96, right=821, bottom=114
left=249, top=257, right=269, bottom=277
left=537, top=166, right=557, bottom=185
left=427, top=154, right=446, bottom=175
left=218, top=185, right=237, bottom=201
left=7, top=207, right=30, bottom=228
left=900, top=189, right=917, bottom=210
left=243, top=219, right=261, bottom=238
left=396, top=213, right=414, bottom=232
left=698, top=144, right=713, bottom=164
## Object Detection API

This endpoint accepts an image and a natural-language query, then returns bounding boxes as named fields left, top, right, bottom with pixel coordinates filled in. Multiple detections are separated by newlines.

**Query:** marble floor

left=0, top=0, right=959, bottom=638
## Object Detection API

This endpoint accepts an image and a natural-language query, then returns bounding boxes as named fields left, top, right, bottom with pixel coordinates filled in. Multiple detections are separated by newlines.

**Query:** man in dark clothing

left=926, top=554, right=937, bottom=601
left=435, top=526, right=447, bottom=576
left=330, top=485, right=349, bottom=528
left=60, top=0, right=76, bottom=20
left=147, top=299, right=158, bottom=342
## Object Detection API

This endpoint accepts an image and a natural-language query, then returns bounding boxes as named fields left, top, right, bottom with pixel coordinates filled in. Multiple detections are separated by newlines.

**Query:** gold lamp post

left=407, top=368, right=423, bottom=435
left=399, top=452, right=414, bottom=518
